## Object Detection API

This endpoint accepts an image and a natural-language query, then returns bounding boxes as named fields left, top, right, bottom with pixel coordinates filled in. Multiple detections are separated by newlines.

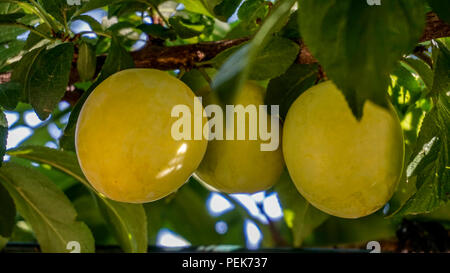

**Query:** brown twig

left=1, top=12, right=449, bottom=104
left=419, top=12, right=450, bottom=43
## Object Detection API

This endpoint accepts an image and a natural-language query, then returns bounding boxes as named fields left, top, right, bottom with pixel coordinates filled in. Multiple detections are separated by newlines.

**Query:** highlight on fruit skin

left=282, top=81, right=404, bottom=219
left=194, top=81, right=285, bottom=194
left=75, top=68, right=208, bottom=203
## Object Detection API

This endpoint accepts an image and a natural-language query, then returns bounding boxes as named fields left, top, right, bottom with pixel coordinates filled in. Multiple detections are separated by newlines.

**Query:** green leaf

left=72, top=15, right=103, bottom=33
left=265, top=63, right=318, bottom=119
left=427, top=0, right=450, bottom=24
left=401, top=57, right=433, bottom=92
left=298, top=0, right=427, bottom=119
left=392, top=63, right=424, bottom=101
left=0, top=110, right=7, bottom=166
left=275, top=170, right=329, bottom=247
left=0, top=182, right=15, bottom=238
left=0, top=40, right=25, bottom=66
left=98, top=36, right=134, bottom=82
left=213, top=0, right=241, bottom=21
left=7, top=145, right=90, bottom=188
left=169, top=16, right=202, bottom=39
left=393, top=97, right=449, bottom=216
left=106, top=21, right=136, bottom=34
left=0, top=8, right=35, bottom=44
left=304, top=212, right=398, bottom=247
left=0, top=81, right=21, bottom=110
left=392, top=43, right=450, bottom=216
left=168, top=12, right=214, bottom=39
left=7, top=145, right=148, bottom=253
left=96, top=196, right=148, bottom=253
left=238, top=0, right=268, bottom=24
left=28, top=43, right=74, bottom=120
left=180, top=68, right=216, bottom=94
left=0, top=235, right=7, bottom=251
left=430, top=42, right=450, bottom=98
left=0, top=2, right=21, bottom=14
left=178, top=0, right=240, bottom=21
left=23, top=24, right=51, bottom=51
left=74, top=0, right=129, bottom=16
left=0, top=162, right=95, bottom=253
left=61, top=36, right=133, bottom=150
left=41, top=0, right=75, bottom=26
left=144, top=179, right=223, bottom=245
left=209, top=42, right=248, bottom=69
left=177, top=0, right=215, bottom=18
left=249, top=36, right=300, bottom=80
left=137, top=24, right=176, bottom=40
left=278, top=10, right=300, bottom=39
left=0, top=12, right=26, bottom=23
left=11, top=45, right=46, bottom=102
left=211, top=0, right=297, bottom=104
left=77, top=41, right=96, bottom=81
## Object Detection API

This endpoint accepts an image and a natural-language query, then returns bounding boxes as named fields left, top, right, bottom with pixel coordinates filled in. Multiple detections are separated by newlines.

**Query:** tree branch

left=1, top=12, right=449, bottom=103
left=420, top=12, right=450, bottom=43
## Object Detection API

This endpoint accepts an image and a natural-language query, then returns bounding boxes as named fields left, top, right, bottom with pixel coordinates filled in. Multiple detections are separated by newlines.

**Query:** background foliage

left=0, top=0, right=449, bottom=253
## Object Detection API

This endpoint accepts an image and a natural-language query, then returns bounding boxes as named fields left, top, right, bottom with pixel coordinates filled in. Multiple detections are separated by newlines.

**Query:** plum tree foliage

left=0, top=0, right=449, bottom=252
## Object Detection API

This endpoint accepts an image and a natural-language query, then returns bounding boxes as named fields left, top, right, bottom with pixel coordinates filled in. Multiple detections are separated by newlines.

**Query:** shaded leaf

left=212, top=0, right=297, bottom=104
left=0, top=110, right=7, bottom=166
left=298, top=0, right=426, bottom=118
left=177, top=0, right=215, bottom=18
left=275, top=170, right=329, bottom=247
left=265, top=63, right=318, bottom=119
left=0, top=12, right=25, bottom=23
left=0, top=182, right=15, bottom=237
left=304, top=212, right=398, bottom=247
left=168, top=12, right=214, bottom=39
left=144, top=179, right=223, bottom=245
left=137, top=24, right=176, bottom=40
left=0, top=81, right=21, bottom=110
left=11, top=45, right=46, bottom=102
left=392, top=43, right=450, bottom=216
left=401, top=57, right=433, bottom=92
left=7, top=145, right=90, bottom=188
left=28, top=43, right=74, bottom=120
left=72, top=15, right=103, bottom=33
left=96, top=196, right=148, bottom=253
left=74, top=0, right=129, bottom=16
left=0, top=162, right=95, bottom=253
left=249, top=36, right=300, bottom=80
left=214, top=0, right=241, bottom=21
left=0, top=40, right=25, bottom=65
left=61, top=36, right=133, bottom=150
left=0, top=235, right=7, bottom=251
left=41, top=0, right=76, bottom=26
left=7, top=145, right=148, bottom=253
left=393, top=98, right=449, bottom=215
left=23, top=24, right=51, bottom=50
left=278, top=10, right=300, bottom=39
left=169, top=16, right=203, bottom=39
left=97, top=36, right=134, bottom=82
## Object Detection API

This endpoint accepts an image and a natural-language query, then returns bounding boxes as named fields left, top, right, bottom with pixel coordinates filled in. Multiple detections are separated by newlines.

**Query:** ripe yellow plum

left=194, top=82, right=285, bottom=194
left=283, top=81, right=404, bottom=218
left=75, top=69, right=208, bottom=203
